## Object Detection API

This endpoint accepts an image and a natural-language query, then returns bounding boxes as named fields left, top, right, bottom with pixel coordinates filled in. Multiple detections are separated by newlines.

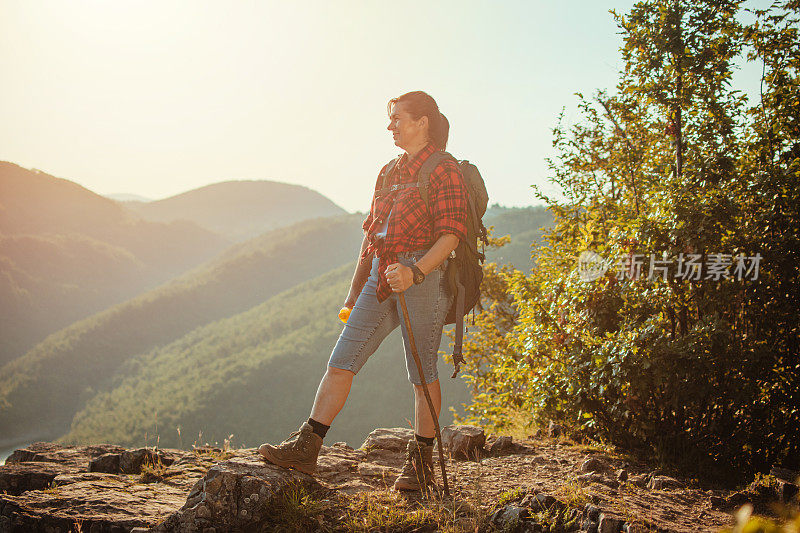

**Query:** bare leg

left=413, top=379, right=442, bottom=439
left=309, top=366, right=355, bottom=426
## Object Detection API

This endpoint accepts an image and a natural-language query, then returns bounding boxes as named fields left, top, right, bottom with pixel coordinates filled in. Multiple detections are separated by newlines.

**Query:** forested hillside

left=62, top=264, right=471, bottom=448
left=0, top=162, right=230, bottom=363
left=0, top=214, right=364, bottom=447
left=483, top=205, right=553, bottom=269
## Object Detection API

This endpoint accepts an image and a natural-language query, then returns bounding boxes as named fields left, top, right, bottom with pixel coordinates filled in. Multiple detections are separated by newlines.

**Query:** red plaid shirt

left=361, top=142, right=468, bottom=302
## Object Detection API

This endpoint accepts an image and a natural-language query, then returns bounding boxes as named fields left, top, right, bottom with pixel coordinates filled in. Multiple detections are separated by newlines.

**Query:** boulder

left=359, top=427, right=415, bottom=452
left=598, top=514, right=624, bottom=533
left=580, top=457, right=612, bottom=474
left=647, top=475, right=684, bottom=491
left=584, top=503, right=601, bottom=521
left=441, top=425, right=486, bottom=460
left=0, top=461, right=77, bottom=495
left=577, top=472, right=603, bottom=484
left=89, top=452, right=121, bottom=473
left=119, top=448, right=174, bottom=474
left=153, top=453, right=324, bottom=532
left=529, top=493, right=563, bottom=511
left=488, top=435, right=516, bottom=456
left=5, top=442, right=125, bottom=469
left=490, top=505, right=530, bottom=529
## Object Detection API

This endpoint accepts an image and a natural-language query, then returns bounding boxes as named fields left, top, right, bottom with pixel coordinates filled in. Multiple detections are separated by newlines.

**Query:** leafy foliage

left=458, top=0, right=800, bottom=481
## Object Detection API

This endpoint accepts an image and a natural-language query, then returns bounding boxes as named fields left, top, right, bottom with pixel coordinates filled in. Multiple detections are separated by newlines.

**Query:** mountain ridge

left=124, top=179, right=347, bottom=241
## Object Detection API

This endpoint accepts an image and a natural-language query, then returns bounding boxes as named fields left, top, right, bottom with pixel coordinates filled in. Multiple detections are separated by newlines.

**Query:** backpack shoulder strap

left=375, top=157, right=401, bottom=198
left=416, top=151, right=457, bottom=207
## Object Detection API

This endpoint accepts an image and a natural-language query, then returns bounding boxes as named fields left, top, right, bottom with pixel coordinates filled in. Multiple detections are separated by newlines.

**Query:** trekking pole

left=397, top=292, right=450, bottom=497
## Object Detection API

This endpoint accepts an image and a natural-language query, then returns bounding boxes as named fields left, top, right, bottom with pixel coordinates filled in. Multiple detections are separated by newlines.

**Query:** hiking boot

left=257, top=422, right=322, bottom=475
left=393, top=439, right=436, bottom=491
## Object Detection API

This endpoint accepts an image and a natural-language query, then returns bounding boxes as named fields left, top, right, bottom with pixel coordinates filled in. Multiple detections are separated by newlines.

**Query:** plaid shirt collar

left=392, top=141, right=439, bottom=183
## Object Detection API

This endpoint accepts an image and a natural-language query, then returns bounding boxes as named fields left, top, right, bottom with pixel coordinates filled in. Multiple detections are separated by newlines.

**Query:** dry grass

left=551, top=478, right=591, bottom=509
left=138, top=455, right=180, bottom=483
left=339, top=489, right=486, bottom=533
left=41, top=480, right=61, bottom=496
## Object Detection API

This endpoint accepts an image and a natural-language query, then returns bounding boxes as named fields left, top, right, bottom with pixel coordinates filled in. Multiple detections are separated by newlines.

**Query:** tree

left=459, top=0, right=799, bottom=481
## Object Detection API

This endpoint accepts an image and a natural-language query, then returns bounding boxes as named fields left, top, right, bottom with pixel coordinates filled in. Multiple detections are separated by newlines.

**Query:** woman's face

left=387, top=101, right=428, bottom=151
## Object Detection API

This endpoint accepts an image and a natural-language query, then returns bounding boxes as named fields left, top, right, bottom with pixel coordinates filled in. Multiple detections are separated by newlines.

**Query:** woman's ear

left=419, top=115, right=428, bottom=130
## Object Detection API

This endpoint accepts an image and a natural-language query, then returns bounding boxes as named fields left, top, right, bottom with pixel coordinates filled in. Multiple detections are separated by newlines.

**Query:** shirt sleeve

left=428, top=158, right=468, bottom=243
left=362, top=205, right=373, bottom=233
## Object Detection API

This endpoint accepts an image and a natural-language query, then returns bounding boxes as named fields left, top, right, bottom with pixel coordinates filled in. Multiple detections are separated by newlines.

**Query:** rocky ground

left=0, top=426, right=797, bottom=532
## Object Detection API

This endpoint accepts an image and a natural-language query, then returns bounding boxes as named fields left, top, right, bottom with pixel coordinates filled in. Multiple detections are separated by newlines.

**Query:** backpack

left=376, top=151, right=489, bottom=378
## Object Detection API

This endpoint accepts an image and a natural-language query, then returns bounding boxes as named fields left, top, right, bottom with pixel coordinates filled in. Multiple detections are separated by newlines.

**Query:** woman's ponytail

left=430, top=112, right=449, bottom=150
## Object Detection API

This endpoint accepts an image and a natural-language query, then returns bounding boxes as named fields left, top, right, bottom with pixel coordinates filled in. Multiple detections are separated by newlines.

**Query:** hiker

left=258, top=90, right=469, bottom=492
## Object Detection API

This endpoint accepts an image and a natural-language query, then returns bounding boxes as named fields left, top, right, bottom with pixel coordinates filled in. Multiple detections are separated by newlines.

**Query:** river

left=0, top=442, right=32, bottom=465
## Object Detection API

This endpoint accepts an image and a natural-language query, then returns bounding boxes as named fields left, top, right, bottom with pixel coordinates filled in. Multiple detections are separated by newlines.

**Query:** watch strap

left=410, top=264, right=425, bottom=284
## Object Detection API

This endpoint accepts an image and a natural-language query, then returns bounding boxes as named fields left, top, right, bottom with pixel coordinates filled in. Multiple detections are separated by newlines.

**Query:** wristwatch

left=410, top=264, right=426, bottom=285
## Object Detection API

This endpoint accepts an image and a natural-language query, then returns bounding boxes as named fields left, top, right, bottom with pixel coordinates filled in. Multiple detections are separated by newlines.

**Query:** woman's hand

left=384, top=263, right=413, bottom=292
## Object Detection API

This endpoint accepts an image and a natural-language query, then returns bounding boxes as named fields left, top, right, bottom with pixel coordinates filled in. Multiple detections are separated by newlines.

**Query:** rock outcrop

left=0, top=430, right=764, bottom=532
left=152, top=455, right=324, bottom=532
left=441, top=425, right=486, bottom=460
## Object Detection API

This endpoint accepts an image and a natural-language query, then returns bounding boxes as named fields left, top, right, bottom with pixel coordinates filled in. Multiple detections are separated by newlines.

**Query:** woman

left=258, top=91, right=468, bottom=492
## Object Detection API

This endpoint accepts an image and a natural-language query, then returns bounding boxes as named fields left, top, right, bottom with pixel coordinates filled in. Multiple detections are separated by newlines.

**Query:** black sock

left=415, top=434, right=434, bottom=446
left=307, top=418, right=330, bottom=439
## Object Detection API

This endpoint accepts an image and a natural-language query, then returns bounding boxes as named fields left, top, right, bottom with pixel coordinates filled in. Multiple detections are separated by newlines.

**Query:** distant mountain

left=0, top=214, right=365, bottom=447
left=0, top=162, right=231, bottom=363
left=104, top=193, right=152, bottom=202
left=483, top=205, right=553, bottom=269
left=125, top=180, right=346, bottom=241
left=62, top=264, right=471, bottom=449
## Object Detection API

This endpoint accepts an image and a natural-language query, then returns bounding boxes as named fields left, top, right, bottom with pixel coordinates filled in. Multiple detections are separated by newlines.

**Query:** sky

left=0, top=1, right=766, bottom=213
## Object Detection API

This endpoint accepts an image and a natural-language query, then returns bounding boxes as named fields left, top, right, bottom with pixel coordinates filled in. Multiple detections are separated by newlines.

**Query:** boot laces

left=279, top=429, right=306, bottom=451
left=401, top=444, right=430, bottom=484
